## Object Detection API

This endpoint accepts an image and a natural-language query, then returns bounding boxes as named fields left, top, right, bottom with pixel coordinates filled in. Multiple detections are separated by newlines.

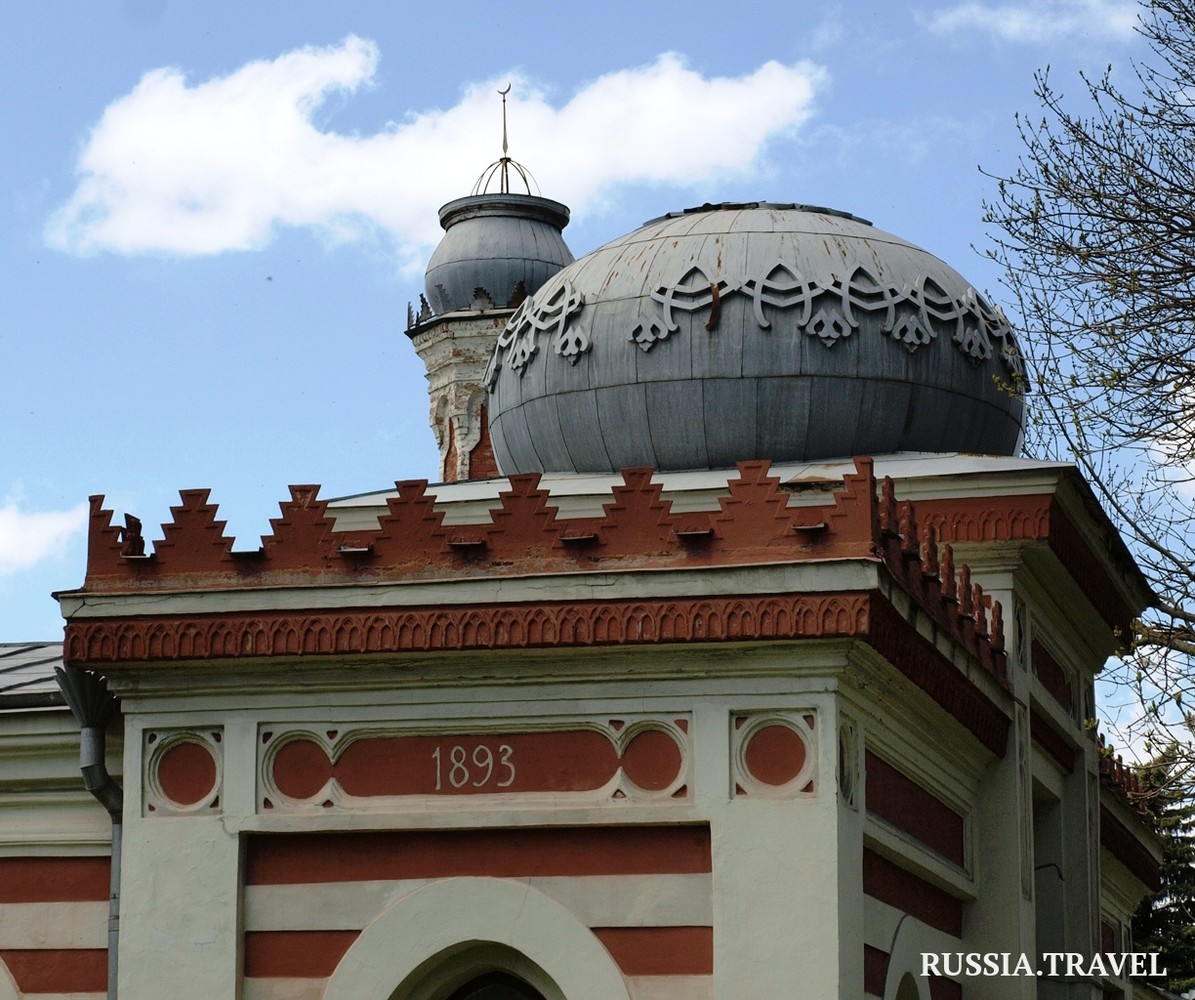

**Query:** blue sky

left=0, top=0, right=1147, bottom=640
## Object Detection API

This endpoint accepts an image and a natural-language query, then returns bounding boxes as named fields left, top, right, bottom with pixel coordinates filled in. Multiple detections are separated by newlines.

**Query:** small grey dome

left=424, top=194, right=573, bottom=314
left=485, top=202, right=1025, bottom=474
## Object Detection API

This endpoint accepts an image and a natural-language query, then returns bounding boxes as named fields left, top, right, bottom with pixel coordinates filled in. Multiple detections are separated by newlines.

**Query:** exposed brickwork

left=65, top=592, right=872, bottom=663
left=81, top=460, right=880, bottom=588
left=1098, top=734, right=1148, bottom=816
left=917, top=492, right=1135, bottom=636
left=467, top=404, right=499, bottom=481
left=69, top=459, right=1006, bottom=679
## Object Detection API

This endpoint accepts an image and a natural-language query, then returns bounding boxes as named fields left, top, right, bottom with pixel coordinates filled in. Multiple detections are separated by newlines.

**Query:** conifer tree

left=1132, top=747, right=1195, bottom=993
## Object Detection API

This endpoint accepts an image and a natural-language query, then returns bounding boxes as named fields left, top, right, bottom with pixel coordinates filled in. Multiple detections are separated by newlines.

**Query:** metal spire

left=498, top=83, right=511, bottom=193
left=471, top=84, right=538, bottom=197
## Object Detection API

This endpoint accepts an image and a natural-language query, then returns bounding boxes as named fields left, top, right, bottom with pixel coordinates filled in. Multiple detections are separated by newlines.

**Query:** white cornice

left=59, top=559, right=883, bottom=621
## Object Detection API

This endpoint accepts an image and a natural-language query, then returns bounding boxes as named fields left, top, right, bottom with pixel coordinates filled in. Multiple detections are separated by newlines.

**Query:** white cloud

left=917, top=0, right=1139, bottom=43
left=0, top=502, right=88, bottom=576
left=46, top=38, right=825, bottom=260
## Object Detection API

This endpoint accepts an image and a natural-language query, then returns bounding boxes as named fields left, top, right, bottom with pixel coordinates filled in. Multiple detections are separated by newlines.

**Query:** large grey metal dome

left=424, top=193, right=573, bottom=314
left=484, top=202, right=1025, bottom=474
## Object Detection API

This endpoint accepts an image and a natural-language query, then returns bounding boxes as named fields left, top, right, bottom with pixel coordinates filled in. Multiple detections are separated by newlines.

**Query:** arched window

left=445, top=971, right=547, bottom=1000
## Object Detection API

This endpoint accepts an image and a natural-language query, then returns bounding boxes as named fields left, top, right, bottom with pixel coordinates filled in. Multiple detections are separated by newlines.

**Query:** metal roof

left=485, top=203, right=1024, bottom=475
left=0, top=641, right=65, bottom=710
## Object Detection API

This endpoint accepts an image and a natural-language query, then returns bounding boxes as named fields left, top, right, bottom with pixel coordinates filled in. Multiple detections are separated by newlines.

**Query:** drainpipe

left=56, top=667, right=122, bottom=1000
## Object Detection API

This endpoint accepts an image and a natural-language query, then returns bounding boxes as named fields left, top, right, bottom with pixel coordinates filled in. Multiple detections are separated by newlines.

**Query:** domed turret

left=424, top=193, right=573, bottom=313
left=408, top=86, right=576, bottom=484
left=485, top=202, right=1025, bottom=475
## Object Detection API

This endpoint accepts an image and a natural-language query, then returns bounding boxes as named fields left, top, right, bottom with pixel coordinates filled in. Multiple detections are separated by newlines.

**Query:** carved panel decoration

left=487, top=257, right=1021, bottom=369
left=486, top=278, right=585, bottom=382
left=838, top=716, right=860, bottom=809
left=1016, top=702, right=1033, bottom=901
left=651, top=265, right=732, bottom=333
left=731, top=711, right=817, bottom=798
left=144, top=727, right=223, bottom=816
left=258, top=716, right=690, bottom=812
left=741, top=260, right=817, bottom=330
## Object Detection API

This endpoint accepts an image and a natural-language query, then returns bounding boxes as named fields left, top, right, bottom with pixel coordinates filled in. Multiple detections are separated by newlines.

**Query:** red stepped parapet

left=877, top=477, right=1007, bottom=684
left=78, top=459, right=884, bottom=592
left=1097, top=735, right=1148, bottom=817
left=70, top=460, right=1006, bottom=683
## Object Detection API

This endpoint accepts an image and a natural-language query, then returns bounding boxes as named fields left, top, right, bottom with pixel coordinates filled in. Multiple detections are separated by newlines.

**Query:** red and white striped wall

left=242, top=825, right=713, bottom=1000
left=0, top=856, right=109, bottom=999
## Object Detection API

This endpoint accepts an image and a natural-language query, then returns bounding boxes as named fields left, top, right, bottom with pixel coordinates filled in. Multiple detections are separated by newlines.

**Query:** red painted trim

left=916, top=494, right=1051, bottom=544
left=66, top=587, right=1010, bottom=758
left=0, top=949, right=107, bottom=993
left=0, top=857, right=110, bottom=903
left=1029, top=708, right=1075, bottom=775
left=619, top=729, right=684, bottom=792
left=1031, top=641, right=1073, bottom=713
left=930, top=976, right=963, bottom=1000
left=1100, top=805, right=1160, bottom=891
left=916, top=490, right=1138, bottom=638
left=77, top=460, right=1008, bottom=662
left=864, top=944, right=889, bottom=995
left=245, top=826, right=713, bottom=885
left=591, top=927, right=712, bottom=976
left=867, top=598, right=1010, bottom=758
left=876, top=485, right=1008, bottom=685
left=865, top=751, right=965, bottom=865
left=862, top=848, right=963, bottom=938
left=71, top=461, right=1027, bottom=715
left=243, top=930, right=357, bottom=978
left=1045, top=498, right=1135, bottom=636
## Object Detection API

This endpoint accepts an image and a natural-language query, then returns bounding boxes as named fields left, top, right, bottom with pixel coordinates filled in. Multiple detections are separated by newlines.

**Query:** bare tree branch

left=984, top=0, right=1195, bottom=774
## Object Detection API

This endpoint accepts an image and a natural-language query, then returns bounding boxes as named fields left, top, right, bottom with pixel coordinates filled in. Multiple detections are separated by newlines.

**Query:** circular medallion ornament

left=271, top=737, right=333, bottom=800
left=619, top=727, right=684, bottom=791
left=743, top=723, right=808, bottom=787
left=146, top=732, right=222, bottom=813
